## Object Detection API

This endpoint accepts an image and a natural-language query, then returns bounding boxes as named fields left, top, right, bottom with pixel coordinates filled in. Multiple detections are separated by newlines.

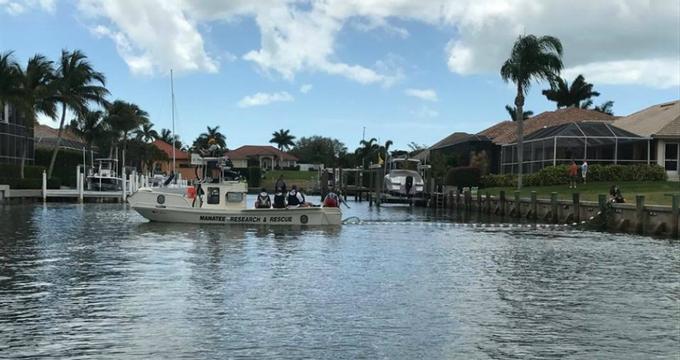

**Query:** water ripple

left=0, top=202, right=678, bottom=359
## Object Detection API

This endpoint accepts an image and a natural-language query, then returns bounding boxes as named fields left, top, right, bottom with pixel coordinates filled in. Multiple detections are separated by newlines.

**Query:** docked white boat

left=383, top=157, right=425, bottom=196
left=128, top=156, right=341, bottom=226
left=87, top=158, right=123, bottom=191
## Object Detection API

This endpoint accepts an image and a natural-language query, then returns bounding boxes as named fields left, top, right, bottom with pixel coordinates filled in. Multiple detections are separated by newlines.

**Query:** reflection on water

left=0, top=200, right=678, bottom=359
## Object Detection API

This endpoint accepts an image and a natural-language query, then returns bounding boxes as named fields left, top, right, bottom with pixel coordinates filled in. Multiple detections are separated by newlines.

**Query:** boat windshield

left=392, top=160, right=419, bottom=170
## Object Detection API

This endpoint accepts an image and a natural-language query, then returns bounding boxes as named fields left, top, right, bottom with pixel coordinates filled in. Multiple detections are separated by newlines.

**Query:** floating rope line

left=340, top=218, right=574, bottom=230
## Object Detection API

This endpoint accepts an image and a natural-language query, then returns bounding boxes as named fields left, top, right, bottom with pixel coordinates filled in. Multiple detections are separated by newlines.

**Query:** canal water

left=1, top=198, right=678, bottom=359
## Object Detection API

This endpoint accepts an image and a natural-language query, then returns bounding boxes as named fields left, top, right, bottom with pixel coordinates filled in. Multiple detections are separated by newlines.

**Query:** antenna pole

left=171, top=69, right=176, bottom=175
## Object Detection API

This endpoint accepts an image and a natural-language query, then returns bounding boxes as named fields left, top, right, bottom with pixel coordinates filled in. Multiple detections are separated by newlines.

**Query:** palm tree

left=0, top=51, right=20, bottom=104
left=105, top=100, right=149, bottom=170
left=68, top=109, right=108, bottom=159
left=500, top=34, right=563, bottom=189
left=160, top=128, right=173, bottom=143
left=48, top=49, right=109, bottom=179
left=270, top=129, right=296, bottom=151
left=542, top=74, right=599, bottom=108
left=197, top=125, right=226, bottom=148
left=504, top=105, right=533, bottom=121
left=159, top=127, right=182, bottom=148
left=135, top=122, right=159, bottom=143
left=356, top=137, right=379, bottom=168
left=379, top=140, right=393, bottom=161
left=580, top=99, right=615, bottom=115
left=14, top=55, right=59, bottom=178
left=593, top=100, right=614, bottom=115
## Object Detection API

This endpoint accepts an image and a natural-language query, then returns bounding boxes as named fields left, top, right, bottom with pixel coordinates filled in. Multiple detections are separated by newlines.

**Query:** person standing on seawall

left=581, top=161, right=588, bottom=185
left=569, top=161, right=579, bottom=189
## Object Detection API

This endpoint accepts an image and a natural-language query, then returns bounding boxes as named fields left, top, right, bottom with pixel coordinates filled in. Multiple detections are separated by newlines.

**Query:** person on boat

left=323, top=190, right=341, bottom=208
left=287, top=185, right=311, bottom=208
left=255, top=188, right=272, bottom=208
left=273, top=190, right=286, bottom=208
left=275, top=175, right=287, bottom=194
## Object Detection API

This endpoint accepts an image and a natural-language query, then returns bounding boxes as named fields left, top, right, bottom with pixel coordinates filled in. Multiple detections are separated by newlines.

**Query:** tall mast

left=171, top=69, right=176, bottom=173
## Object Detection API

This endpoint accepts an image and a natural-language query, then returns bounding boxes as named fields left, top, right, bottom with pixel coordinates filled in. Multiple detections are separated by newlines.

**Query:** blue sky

left=1, top=0, right=678, bottom=152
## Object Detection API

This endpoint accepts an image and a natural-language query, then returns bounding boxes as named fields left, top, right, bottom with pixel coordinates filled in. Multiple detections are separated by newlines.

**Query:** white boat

left=87, top=158, right=123, bottom=191
left=128, top=156, right=342, bottom=226
left=383, top=157, right=425, bottom=196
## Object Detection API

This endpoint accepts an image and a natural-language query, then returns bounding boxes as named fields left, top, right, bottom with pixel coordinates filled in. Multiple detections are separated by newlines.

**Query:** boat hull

left=132, top=205, right=342, bottom=225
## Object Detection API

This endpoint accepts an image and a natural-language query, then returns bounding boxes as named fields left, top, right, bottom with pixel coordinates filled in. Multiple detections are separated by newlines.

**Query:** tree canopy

left=289, top=136, right=347, bottom=166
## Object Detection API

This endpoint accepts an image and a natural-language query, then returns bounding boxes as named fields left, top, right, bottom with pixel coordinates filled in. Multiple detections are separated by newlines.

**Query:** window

left=665, top=143, right=679, bottom=171
left=207, top=187, right=220, bottom=204
left=226, top=192, right=243, bottom=202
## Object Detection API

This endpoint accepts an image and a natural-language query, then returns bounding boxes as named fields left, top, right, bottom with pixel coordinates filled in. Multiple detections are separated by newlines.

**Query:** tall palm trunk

left=47, top=103, right=67, bottom=179
left=515, top=84, right=525, bottom=190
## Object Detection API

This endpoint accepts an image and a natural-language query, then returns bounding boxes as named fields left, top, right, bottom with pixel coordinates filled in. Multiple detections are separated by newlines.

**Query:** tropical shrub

left=445, top=166, right=481, bottom=189
left=479, top=164, right=666, bottom=187
left=480, top=174, right=516, bottom=188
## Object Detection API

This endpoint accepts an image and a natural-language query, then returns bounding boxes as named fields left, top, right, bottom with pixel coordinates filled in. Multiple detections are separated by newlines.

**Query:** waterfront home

left=150, top=139, right=194, bottom=179
left=227, top=145, right=298, bottom=170
left=499, top=121, right=649, bottom=174
left=613, top=100, right=680, bottom=181
left=0, top=103, right=31, bottom=165
left=431, top=108, right=615, bottom=174
left=429, top=132, right=497, bottom=173
left=478, top=107, right=615, bottom=146
left=34, top=123, right=88, bottom=152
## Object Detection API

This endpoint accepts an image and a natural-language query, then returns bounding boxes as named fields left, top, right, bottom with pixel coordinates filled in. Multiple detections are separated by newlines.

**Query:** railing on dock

left=40, top=166, right=189, bottom=203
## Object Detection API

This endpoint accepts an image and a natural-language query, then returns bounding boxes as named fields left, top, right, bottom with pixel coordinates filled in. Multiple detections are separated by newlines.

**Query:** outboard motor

left=405, top=175, right=414, bottom=195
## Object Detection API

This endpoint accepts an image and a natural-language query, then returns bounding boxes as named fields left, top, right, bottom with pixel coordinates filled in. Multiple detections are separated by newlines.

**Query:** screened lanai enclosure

left=501, top=122, right=651, bottom=174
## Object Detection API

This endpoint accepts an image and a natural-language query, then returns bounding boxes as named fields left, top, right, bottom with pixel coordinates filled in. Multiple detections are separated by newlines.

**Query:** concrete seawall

left=432, top=190, right=679, bottom=239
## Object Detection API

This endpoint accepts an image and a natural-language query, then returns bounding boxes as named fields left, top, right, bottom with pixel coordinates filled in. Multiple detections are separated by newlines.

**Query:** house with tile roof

left=150, top=139, right=195, bottom=180
left=429, top=132, right=498, bottom=173
left=431, top=108, right=619, bottom=175
left=614, top=100, right=680, bottom=180
left=227, top=145, right=299, bottom=170
left=34, top=123, right=89, bottom=151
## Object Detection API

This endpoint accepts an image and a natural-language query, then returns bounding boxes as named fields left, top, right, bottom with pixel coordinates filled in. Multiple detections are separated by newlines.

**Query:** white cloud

left=563, top=58, right=680, bottom=89
left=412, top=105, right=439, bottom=119
left=405, top=88, right=438, bottom=102
left=1, top=0, right=53, bottom=15
left=237, top=91, right=294, bottom=108
left=439, top=0, right=680, bottom=88
left=12, top=0, right=678, bottom=88
left=78, top=0, right=218, bottom=75
left=300, top=84, right=313, bottom=94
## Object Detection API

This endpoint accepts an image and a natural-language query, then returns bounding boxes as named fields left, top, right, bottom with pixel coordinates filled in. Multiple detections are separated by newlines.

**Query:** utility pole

left=170, top=69, right=176, bottom=176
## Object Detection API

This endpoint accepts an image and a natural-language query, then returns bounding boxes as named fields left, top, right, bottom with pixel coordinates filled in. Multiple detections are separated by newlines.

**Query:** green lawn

left=259, top=170, right=318, bottom=192
left=483, top=181, right=680, bottom=206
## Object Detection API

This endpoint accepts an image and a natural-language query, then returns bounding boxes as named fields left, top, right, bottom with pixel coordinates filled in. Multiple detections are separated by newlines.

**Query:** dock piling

left=636, top=195, right=645, bottom=234
left=531, top=191, right=537, bottom=221
left=514, top=191, right=520, bottom=218
left=499, top=191, right=506, bottom=217
left=573, top=193, right=580, bottom=223
left=550, top=192, right=558, bottom=223
left=42, top=170, right=47, bottom=203
left=671, top=194, right=679, bottom=239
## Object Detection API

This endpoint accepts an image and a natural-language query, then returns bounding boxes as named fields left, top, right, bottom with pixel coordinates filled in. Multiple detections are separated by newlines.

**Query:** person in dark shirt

left=275, top=175, right=287, bottom=194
